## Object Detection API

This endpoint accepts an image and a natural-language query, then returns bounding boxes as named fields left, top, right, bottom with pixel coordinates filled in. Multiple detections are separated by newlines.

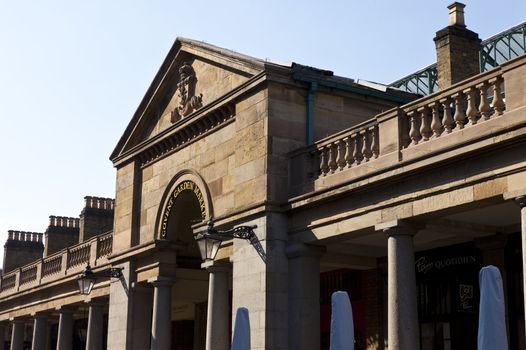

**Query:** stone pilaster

left=231, top=213, right=289, bottom=350
left=131, top=284, right=153, bottom=350
left=149, top=276, right=175, bottom=350
left=203, top=260, right=231, bottom=350
left=376, top=220, right=419, bottom=350
left=10, top=319, right=25, bottom=350
left=286, top=243, right=325, bottom=350
left=31, top=313, right=48, bottom=350
left=107, top=261, right=133, bottom=350
left=56, top=307, right=75, bottom=350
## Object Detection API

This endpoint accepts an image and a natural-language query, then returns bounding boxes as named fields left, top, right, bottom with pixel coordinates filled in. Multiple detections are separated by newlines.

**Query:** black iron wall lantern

left=194, top=218, right=265, bottom=262
left=77, top=264, right=124, bottom=295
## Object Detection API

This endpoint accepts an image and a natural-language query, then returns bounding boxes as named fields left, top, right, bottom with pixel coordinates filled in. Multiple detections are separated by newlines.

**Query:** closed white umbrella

left=478, top=265, right=508, bottom=350
left=231, top=307, right=250, bottom=350
left=330, top=291, right=354, bottom=350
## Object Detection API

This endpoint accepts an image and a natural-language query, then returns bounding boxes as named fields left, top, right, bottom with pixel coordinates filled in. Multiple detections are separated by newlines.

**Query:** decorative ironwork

left=171, top=61, right=203, bottom=122
left=390, top=21, right=526, bottom=95
left=480, top=21, right=526, bottom=71
left=195, top=218, right=266, bottom=263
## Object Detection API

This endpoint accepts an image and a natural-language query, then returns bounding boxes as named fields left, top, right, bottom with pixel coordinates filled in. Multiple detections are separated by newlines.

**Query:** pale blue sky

left=0, top=1, right=524, bottom=264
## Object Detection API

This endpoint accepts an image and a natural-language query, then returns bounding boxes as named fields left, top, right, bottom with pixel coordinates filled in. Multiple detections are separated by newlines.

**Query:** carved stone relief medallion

left=170, top=61, right=203, bottom=123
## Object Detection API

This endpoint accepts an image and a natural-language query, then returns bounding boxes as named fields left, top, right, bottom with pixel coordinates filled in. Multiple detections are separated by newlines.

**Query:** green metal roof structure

left=390, top=21, right=526, bottom=95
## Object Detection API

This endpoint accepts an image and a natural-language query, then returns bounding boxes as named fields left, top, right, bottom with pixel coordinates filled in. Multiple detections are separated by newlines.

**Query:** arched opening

left=165, top=189, right=203, bottom=260
left=157, top=178, right=210, bottom=349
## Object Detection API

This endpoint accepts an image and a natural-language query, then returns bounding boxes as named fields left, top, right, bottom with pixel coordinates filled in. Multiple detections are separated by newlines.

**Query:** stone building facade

left=1, top=3, right=526, bottom=350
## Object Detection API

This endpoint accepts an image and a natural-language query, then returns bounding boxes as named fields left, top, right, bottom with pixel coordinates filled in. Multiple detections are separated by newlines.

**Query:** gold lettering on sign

left=160, top=180, right=206, bottom=238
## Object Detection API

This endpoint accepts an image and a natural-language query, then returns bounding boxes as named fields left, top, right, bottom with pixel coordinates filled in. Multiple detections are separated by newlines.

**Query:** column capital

left=201, top=260, right=231, bottom=272
left=9, top=317, right=26, bottom=324
left=375, top=219, right=422, bottom=237
left=515, top=195, right=526, bottom=208
left=285, top=242, right=326, bottom=259
left=84, top=297, right=108, bottom=307
left=30, top=311, right=49, bottom=319
left=147, top=276, right=176, bottom=287
left=55, top=305, right=76, bottom=314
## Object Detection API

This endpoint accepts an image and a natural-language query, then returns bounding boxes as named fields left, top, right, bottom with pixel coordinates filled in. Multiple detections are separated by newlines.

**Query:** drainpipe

left=306, top=82, right=318, bottom=145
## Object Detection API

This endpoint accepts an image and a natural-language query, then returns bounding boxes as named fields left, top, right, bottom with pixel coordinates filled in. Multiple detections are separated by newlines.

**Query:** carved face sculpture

left=171, top=61, right=203, bottom=123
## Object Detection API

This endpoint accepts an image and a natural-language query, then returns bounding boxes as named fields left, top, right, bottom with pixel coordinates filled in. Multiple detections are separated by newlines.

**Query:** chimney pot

left=448, top=2, right=466, bottom=27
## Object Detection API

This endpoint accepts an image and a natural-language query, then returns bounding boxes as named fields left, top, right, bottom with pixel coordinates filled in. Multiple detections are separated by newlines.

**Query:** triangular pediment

left=110, top=38, right=266, bottom=163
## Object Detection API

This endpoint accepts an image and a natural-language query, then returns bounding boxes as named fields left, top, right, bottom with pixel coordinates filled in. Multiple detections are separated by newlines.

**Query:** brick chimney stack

left=3, top=231, right=44, bottom=273
left=44, top=216, right=80, bottom=256
left=79, top=196, right=114, bottom=242
left=434, top=2, right=481, bottom=89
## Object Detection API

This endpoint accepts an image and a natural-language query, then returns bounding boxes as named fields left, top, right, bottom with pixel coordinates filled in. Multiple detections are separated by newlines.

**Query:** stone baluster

left=429, top=102, right=442, bottom=138
left=441, top=98, right=455, bottom=133
left=371, top=126, right=379, bottom=158
left=453, top=93, right=466, bottom=129
left=361, top=130, right=372, bottom=161
left=336, top=140, right=346, bottom=170
left=343, top=136, right=354, bottom=168
left=491, top=76, right=505, bottom=115
left=477, top=82, right=491, bottom=120
left=418, top=107, right=431, bottom=141
left=328, top=144, right=337, bottom=173
left=353, top=134, right=363, bottom=164
left=408, top=110, right=421, bottom=145
left=464, top=87, right=478, bottom=125
left=319, top=147, right=328, bottom=176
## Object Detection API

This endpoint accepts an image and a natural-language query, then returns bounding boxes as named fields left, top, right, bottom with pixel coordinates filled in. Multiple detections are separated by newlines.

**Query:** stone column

left=202, top=260, right=231, bottom=350
left=86, top=300, right=105, bottom=350
left=10, top=319, right=25, bottom=350
left=149, top=276, right=175, bottom=350
left=286, top=243, right=325, bottom=350
left=515, top=195, right=526, bottom=337
left=0, top=324, right=5, bottom=350
left=31, top=313, right=48, bottom=350
left=376, top=220, right=419, bottom=350
left=56, top=307, right=75, bottom=350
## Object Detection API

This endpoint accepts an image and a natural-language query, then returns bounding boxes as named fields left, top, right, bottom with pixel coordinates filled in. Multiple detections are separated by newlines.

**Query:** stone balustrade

left=0, top=232, right=113, bottom=295
left=289, top=54, right=525, bottom=197
left=401, top=69, right=505, bottom=147
left=67, top=242, right=91, bottom=268
left=318, top=121, right=379, bottom=177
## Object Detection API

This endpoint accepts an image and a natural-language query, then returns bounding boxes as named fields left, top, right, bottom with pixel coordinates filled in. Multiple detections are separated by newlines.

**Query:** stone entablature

left=0, top=231, right=112, bottom=298
left=289, top=54, right=526, bottom=198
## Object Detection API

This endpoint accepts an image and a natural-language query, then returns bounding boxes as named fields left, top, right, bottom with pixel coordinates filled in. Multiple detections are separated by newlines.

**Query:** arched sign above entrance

left=160, top=180, right=207, bottom=239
